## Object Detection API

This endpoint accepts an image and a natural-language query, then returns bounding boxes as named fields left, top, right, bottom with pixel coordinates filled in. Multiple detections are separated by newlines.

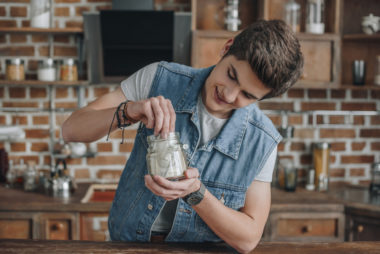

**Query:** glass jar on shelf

left=284, top=0, right=301, bottom=33
left=375, top=55, right=380, bottom=86
left=306, top=0, right=325, bottom=34
left=23, top=161, right=38, bottom=191
left=30, top=0, right=51, bottom=28
left=38, top=58, right=57, bottom=81
left=313, top=142, right=330, bottom=191
left=6, top=59, right=25, bottom=81
left=60, top=59, right=78, bottom=81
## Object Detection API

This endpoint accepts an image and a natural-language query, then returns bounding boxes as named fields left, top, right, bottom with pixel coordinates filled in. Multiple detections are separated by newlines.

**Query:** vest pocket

left=194, top=186, right=246, bottom=241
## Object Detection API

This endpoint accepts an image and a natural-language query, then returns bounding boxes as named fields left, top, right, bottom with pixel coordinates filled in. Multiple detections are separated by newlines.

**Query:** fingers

left=184, top=167, right=199, bottom=179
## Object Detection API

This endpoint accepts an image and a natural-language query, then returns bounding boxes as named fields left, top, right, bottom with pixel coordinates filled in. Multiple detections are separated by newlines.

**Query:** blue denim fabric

left=108, top=61, right=282, bottom=242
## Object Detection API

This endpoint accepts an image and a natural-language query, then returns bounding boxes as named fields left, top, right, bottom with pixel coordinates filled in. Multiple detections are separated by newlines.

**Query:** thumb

left=184, top=167, right=199, bottom=179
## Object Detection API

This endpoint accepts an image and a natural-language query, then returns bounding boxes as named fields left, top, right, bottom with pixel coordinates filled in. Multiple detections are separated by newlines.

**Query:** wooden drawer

left=265, top=212, right=345, bottom=242
left=0, top=212, right=37, bottom=240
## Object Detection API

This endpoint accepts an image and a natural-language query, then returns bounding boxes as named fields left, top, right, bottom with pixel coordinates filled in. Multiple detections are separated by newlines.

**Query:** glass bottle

left=370, top=163, right=380, bottom=194
left=16, top=159, right=26, bottom=186
left=5, top=160, right=16, bottom=188
left=306, top=0, right=325, bottom=34
left=6, top=59, right=25, bottom=81
left=146, top=132, right=187, bottom=180
left=30, top=0, right=51, bottom=28
left=313, top=142, right=330, bottom=191
left=375, top=55, right=380, bottom=86
left=284, top=0, right=301, bottom=33
left=24, top=161, right=38, bottom=191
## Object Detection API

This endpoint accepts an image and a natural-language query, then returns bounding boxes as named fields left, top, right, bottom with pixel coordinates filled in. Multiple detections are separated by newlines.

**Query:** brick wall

left=0, top=0, right=379, bottom=185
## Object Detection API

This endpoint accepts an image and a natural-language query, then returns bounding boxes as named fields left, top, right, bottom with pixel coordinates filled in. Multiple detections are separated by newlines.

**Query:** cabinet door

left=80, top=212, right=109, bottom=241
left=347, top=214, right=380, bottom=241
left=267, top=212, right=345, bottom=242
left=0, top=212, right=37, bottom=239
left=39, top=212, right=79, bottom=240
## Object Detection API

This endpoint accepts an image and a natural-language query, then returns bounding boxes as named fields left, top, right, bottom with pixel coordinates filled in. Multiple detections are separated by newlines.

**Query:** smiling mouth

left=215, top=87, right=230, bottom=104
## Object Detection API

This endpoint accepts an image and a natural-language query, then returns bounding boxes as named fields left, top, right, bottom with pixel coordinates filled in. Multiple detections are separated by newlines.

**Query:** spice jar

left=146, top=132, right=187, bottom=180
left=313, top=142, right=330, bottom=191
left=60, top=59, right=78, bottom=81
left=38, top=58, right=56, bottom=81
left=284, top=0, right=301, bottom=33
left=306, top=0, right=325, bottom=34
left=6, top=59, right=25, bottom=81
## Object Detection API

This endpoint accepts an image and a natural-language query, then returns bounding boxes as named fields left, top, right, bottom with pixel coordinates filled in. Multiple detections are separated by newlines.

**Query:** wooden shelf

left=0, top=80, right=89, bottom=86
left=0, top=27, right=83, bottom=34
left=292, top=82, right=380, bottom=90
left=296, top=33, right=340, bottom=41
left=343, top=33, right=380, bottom=41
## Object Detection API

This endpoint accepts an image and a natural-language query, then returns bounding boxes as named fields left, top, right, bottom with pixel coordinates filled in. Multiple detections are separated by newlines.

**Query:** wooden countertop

left=1, top=239, right=380, bottom=254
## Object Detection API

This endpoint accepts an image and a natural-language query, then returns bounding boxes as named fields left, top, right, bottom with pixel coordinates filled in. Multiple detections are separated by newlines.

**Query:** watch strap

left=183, top=181, right=206, bottom=206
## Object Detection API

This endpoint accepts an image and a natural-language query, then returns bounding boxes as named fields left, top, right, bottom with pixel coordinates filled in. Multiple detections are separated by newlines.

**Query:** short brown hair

left=224, top=20, right=303, bottom=99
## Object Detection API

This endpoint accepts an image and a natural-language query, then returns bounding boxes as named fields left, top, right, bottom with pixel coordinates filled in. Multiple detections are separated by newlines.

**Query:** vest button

left=147, top=204, right=153, bottom=210
left=136, top=230, right=143, bottom=235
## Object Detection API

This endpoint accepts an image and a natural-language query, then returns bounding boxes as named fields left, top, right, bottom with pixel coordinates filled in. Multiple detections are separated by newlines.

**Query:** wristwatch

left=183, top=181, right=206, bottom=206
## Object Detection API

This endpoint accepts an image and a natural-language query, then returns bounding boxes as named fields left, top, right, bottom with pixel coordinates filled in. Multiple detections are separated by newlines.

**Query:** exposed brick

left=350, top=168, right=365, bottom=177
left=96, top=5, right=112, bottom=11
left=1, top=46, right=34, bottom=56
left=30, top=87, right=47, bottom=98
left=4, top=101, right=38, bottom=108
left=119, top=143, right=134, bottom=153
left=331, top=142, right=345, bottom=151
left=290, top=142, right=305, bottom=151
left=87, top=155, right=127, bottom=165
left=0, top=7, right=6, bottom=16
left=353, top=116, right=365, bottom=125
left=0, top=116, right=5, bottom=125
left=55, top=0, right=80, bottom=2
left=293, top=128, right=315, bottom=139
left=1, top=0, right=30, bottom=2
left=109, top=129, right=137, bottom=139
left=87, top=0, right=112, bottom=2
left=94, top=87, right=110, bottom=98
left=27, top=60, right=38, bottom=71
left=73, top=87, right=89, bottom=97
left=96, top=169, right=122, bottom=180
left=287, top=88, right=304, bottom=98
left=360, top=129, right=380, bottom=138
left=277, top=142, right=285, bottom=151
left=10, top=6, right=27, bottom=17
left=9, top=156, right=39, bottom=165
left=341, top=103, right=376, bottom=111
left=75, top=168, right=90, bottom=179
left=341, top=155, right=374, bottom=164
left=0, top=20, right=17, bottom=27
left=371, top=142, right=380, bottom=150
left=55, top=102, right=78, bottom=108
left=329, top=116, right=345, bottom=124
left=10, top=142, right=26, bottom=152
left=10, top=34, right=27, bottom=43
left=76, top=6, right=90, bottom=16
left=371, top=90, right=380, bottom=99
left=55, top=7, right=70, bottom=16
left=12, top=116, right=28, bottom=125
left=0, top=87, right=3, bottom=97
left=352, top=142, right=366, bottom=151
left=97, top=142, right=112, bottom=152
left=307, top=115, right=324, bottom=125
left=54, top=35, right=70, bottom=43
left=320, top=129, right=355, bottom=138
left=31, top=34, right=49, bottom=43
left=288, top=115, right=303, bottom=125
left=31, top=142, right=49, bottom=152
left=308, top=89, right=327, bottom=98
left=22, top=20, right=30, bottom=27
left=352, top=90, right=368, bottom=99
left=56, top=87, right=69, bottom=98
left=38, top=46, right=49, bottom=57
left=0, top=34, right=5, bottom=43
left=258, top=102, right=294, bottom=111
left=330, top=168, right=345, bottom=177
left=25, top=129, right=50, bottom=139
left=65, top=20, right=83, bottom=28
left=267, top=115, right=281, bottom=126
left=33, top=116, right=49, bottom=125
left=331, top=89, right=346, bottom=98
left=371, top=116, right=380, bottom=125
left=300, top=154, right=312, bottom=165
left=9, top=87, right=26, bottom=98
left=54, top=46, right=77, bottom=56
left=301, top=102, right=336, bottom=111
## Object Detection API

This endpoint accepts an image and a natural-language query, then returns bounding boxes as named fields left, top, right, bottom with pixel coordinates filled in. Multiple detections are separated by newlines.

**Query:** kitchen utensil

left=47, top=159, right=76, bottom=198
left=352, top=60, right=366, bottom=85
left=69, top=142, right=87, bottom=157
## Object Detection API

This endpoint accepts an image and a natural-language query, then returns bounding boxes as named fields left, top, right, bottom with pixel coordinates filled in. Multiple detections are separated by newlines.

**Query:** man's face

left=202, top=55, right=272, bottom=119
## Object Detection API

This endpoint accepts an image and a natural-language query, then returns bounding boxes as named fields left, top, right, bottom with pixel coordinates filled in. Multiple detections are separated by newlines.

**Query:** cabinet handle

left=357, top=225, right=364, bottom=233
left=51, top=222, right=64, bottom=231
left=301, top=225, right=313, bottom=233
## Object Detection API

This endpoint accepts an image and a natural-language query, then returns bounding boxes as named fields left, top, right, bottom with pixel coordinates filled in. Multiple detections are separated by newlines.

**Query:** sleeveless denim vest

left=108, top=61, right=282, bottom=242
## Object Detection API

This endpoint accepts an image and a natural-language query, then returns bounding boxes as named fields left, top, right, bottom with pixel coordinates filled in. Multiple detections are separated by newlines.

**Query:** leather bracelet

left=183, top=181, right=206, bottom=206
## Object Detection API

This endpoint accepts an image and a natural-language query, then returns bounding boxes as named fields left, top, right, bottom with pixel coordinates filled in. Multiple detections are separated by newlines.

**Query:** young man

left=62, top=20, right=303, bottom=253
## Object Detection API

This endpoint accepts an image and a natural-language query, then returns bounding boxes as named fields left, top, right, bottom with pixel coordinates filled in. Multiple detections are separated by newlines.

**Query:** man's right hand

left=126, top=96, right=176, bottom=138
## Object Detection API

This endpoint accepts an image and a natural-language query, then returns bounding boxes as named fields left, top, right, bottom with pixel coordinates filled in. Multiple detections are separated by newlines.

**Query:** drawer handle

left=301, top=225, right=313, bottom=233
left=51, top=222, right=64, bottom=231
left=357, top=225, right=364, bottom=233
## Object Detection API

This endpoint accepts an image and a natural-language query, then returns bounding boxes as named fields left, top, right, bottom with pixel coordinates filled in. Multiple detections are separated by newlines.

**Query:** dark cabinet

left=346, top=209, right=380, bottom=241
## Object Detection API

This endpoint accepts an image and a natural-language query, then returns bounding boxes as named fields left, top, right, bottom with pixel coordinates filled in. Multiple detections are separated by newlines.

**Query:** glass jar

left=313, top=142, right=330, bottom=191
left=38, top=58, right=56, bottom=81
left=276, top=158, right=296, bottom=190
left=30, top=0, right=50, bottom=28
left=6, top=59, right=25, bottom=81
left=370, top=163, right=380, bottom=194
left=224, top=0, right=241, bottom=32
left=375, top=55, right=380, bottom=86
left=23, top=161, right=38, bottom=191
left=284, top=0, right=301, bottom=33
left=306, top=0, right=325, bottom=34
left=146, top=132, right=187, bottom=180
left=60, top=59, right=78, bottom=81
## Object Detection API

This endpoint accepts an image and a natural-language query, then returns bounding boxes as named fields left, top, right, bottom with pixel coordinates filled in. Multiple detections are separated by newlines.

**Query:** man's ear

left=220, top=38, right=234, bottom=57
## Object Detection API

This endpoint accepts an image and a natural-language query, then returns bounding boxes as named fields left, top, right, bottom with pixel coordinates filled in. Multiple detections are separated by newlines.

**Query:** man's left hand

left=144, top=167, right=201, bottom=201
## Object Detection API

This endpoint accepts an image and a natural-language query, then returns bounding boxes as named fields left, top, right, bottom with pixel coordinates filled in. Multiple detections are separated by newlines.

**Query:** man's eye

left=243, top=92, right=254, bottom=100
left=227, top=69, right=236, bottom=80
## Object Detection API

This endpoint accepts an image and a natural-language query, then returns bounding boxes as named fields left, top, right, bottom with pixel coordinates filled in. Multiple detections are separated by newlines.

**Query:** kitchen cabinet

left=345, top=207, right=380, bottom=241
left=0, top=212, right=36, bottom=239
left=80, top=212, right=109, bottom=241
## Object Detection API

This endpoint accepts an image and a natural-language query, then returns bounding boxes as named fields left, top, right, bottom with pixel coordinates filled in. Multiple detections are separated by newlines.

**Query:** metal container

left=370, top=162, right=380, bottom=194
left=146, top=132, right=187, bottom=179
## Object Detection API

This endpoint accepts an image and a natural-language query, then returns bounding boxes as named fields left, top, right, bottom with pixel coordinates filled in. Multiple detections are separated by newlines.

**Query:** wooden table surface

left=1, top=239, right=380, bottom=254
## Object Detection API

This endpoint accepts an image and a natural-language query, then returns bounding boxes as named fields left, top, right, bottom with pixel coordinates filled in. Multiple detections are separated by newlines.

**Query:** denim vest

left=108, top=61, right=282, bottom=242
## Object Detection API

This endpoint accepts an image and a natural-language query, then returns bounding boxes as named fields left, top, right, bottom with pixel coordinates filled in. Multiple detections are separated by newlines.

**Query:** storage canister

left=60, top=58, right=78, bottom=81
left=313, top=142, right=330, bottom=191
left=146, top=132, right=187, bottom=179
left=6, top=59, right=25, bottom=81
left=38, top=58, right=56, bottom=81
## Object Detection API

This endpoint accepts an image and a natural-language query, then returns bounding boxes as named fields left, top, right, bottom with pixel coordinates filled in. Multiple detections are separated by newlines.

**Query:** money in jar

left=146, top=132, right=187, bottom=180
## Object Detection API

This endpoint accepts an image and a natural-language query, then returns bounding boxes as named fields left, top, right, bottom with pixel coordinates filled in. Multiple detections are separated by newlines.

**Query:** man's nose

left=223, top=86, right=240, bottom=104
